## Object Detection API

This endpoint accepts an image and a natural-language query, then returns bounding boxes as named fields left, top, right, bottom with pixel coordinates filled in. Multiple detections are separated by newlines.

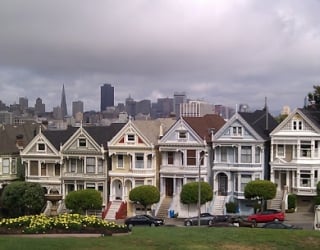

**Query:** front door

left=165, top=178, right=173, bottom=196
left=218, top=173, right=228, bottom=196
left=280, top=172, right=287, bottom=190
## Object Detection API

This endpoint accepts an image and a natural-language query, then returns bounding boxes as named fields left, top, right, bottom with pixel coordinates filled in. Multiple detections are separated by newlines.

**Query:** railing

left=213, top=163, right=262, bottom=169
left=63, top=172, right=106, bottom=178
left=292, top=187, right=317, bottom=195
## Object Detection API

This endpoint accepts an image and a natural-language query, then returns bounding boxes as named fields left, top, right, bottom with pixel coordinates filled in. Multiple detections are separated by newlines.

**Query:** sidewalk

left=285, top=211, right=314, bottom=230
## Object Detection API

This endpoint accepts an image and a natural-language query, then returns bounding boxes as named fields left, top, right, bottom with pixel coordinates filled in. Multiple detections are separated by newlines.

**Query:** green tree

left=1, top=181, right=45, bottom=217
left=307, top=85, right=320, bottom=110
left=16, top=157, right=25, bottom=180
left=180, top=182, right=213, bottom=212
left=129, top=185, right=160, bottom=212
left=65, top=189, right=102, bottom=214
left=244, top=180, right=276, bottom=212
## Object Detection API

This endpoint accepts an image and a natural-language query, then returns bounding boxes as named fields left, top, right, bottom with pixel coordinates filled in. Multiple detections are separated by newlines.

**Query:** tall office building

left=35, top=97, right=45, bottom=115
left=19, top=97, right=28, bottom=111
left=173, top=92, right=186, bottom=118
left=100, top=83, right=114, bottom=111
left=180, top=100, right=214, bottom=117
left=60, top=84, right=68, bottom=119
left=72, top=100, right=84, bottom=117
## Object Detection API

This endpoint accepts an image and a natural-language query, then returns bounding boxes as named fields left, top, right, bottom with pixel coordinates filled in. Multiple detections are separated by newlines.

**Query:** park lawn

left=0, top=226, right=320, bottom=250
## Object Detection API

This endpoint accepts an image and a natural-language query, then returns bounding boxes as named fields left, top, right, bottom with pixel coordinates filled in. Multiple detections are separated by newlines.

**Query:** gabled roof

left=238, top=110, right=278, bottom=140
left=299, top=108, right=320, bottom=128
left=43, top=127, right=78, bottom=150
left=183, top=114, right=226, bottom=142
left=0, top=122, right=41, bottom=154
left=133, top=118, right=176, bottom=145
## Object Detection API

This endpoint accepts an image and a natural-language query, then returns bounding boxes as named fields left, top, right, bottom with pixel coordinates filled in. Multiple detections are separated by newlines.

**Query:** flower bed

left=0, top=214, right=129, bottom=235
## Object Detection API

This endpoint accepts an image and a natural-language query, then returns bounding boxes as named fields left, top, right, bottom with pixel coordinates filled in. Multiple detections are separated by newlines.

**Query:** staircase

left=105, top=201, right=122, bottom=220
left=212, top=196, right=226, bottom=215
left=269, top=190, right=283, bottom=210
left=50, top=202, right=59, bottom=216
left=156, top=197, right=172, bottom=218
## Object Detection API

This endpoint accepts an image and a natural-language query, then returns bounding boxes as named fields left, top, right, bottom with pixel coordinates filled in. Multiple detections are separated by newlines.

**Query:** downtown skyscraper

left=100, top=83, right=114, bottom=112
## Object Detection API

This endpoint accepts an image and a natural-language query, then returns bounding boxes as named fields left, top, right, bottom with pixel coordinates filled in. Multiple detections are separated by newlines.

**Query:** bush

left=225, top=202, right=237, bottom=213
left=314, top=196, right=320, bottom=206
left=317, top=181, right=320, bottom=196
left=180, top=182, right=213, bottom=205
left=129, top=185, right=160, bottom=211
left=287, top=194, right=297, bottom=209
left=65, top=189, right=102, bottom=214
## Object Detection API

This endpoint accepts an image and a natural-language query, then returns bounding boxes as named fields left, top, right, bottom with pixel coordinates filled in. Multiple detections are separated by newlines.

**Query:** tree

left=180, top=182, right=213, bottom=212
left=244, top=180, right=276, bottom=212
left=307, top=85, right=320, bottom=110
left=1, top=181, right=45, bottom=217
left=65, top=189, right=103, bottom=214
left=129, top=185, right=160, bottom=212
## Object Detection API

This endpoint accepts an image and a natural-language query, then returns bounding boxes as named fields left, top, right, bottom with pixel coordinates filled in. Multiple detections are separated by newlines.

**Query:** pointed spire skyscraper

left=60, top=84, right=68, bottom=119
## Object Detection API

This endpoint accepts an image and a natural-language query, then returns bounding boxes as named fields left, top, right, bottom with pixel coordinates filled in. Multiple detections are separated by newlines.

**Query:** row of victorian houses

left=0, top=107, right=320, bottom=219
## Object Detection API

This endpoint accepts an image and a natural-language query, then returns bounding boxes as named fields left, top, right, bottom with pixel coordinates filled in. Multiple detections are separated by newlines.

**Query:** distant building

left=214, top=105, right=235, bottom=120
left=100, top=83, right=114, bottom=111
left=60, top=84, right=68, bottom=119
left=19, top=97, right=28, bottom=111
left=0, top=111, right=13, bottom=124
left=53, top=106, right=61, bottom=120
left=72, top=101, right=84, bottom=118
left=136, top=99, right=151, bottom=116
left=180, top=100, right=214, bottom=117
left=35, top=97, right=45, bottom=115
left=151, top=97, right=174, bottom=119
left=173, top=92, right=186, bottom=118
left=281, top=105, right=291, bottom=115
left=125, top=95, right=136, bottom=118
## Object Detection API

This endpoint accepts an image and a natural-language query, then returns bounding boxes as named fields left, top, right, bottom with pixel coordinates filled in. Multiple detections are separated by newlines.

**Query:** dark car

left=247, top=209, right=285, bottom=223
left=124, top=214, right=164, bottom=229
left=184, top=213, right=215, bottom=226
left=230, top=216, right=257, bottom=228
left=209, top=222, right=237, bottom=227
left=262, top=221, right=302, bottom=230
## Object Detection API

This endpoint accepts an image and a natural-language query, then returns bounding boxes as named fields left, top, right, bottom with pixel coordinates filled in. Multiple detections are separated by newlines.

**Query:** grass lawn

left=1, top=226, right=320, bottom=250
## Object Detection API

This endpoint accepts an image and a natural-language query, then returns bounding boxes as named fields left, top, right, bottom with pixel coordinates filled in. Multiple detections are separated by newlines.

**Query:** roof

left=238, top=110, right=278, bottom=140
left=0, top=122, right=42, bottom=154
left=183, top=114, right=226, bottom=142
left=299, top=108, right=320, bottom=128
left=133, top=118, right=176, bottom=144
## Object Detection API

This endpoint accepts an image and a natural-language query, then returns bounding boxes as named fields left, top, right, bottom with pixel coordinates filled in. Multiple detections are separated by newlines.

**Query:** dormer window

left=178, top=131, right=187, bottom=139
left=127, top=134, right=135, bottom=142
left=292, top=120, right=303, bottom=131
left=79, top=138, right=86, bottom=147
left=232, top=126, right=242, bottom=136
left=38, top=143, right=45, bottom=151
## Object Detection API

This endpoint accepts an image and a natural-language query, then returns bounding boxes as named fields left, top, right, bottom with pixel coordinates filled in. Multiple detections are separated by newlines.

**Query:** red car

left=247, top=209, right=285, bottom=223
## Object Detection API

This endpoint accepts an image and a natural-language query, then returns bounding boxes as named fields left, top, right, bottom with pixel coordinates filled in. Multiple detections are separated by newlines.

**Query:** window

left=293, top=120, right=303, bottom=131
left=70, top=159, right=76, bottom=172
left=300, top=170, right=311, bottom=187
left=2, top=158, right=9, bottom=174
left=241, top=174, right=252, bottom=191
left=277, top=145, right=285, bottom=157
left=55, top=164, right=60, bottom=176
left=241, top=146, right=252, bottom=163
left=38, top=143, right=45, bottom=151
left=79, top=138, right=86, bottom=147
left=187, top=150, right=196, bottom=165
left=232, top=126, right=242, bottom=136
left=98, top=159, right=103, bottom=173
left=127, top=134, right=135, bottom=142
left=255, top=147, right=261, bottom=163
left=200, top=151, right=205, bottom=165
left=135, top=154, right=144, bottom=168
left=135, top=180, right=144, bottom=187
left=147, top=154, right=152, bottom=168
left=178, top=131, right=187, bottom=139
left=300, top=141, right=311, bottom=157
left=86, top=157, right=95, bottom=173
left=41, top=163, right=46, bottom=176
left=168, top=152, right=174, bottom=165
left=221, top=147, right=227, bottom=162
left=77, top=159, right=84, bottom=173
left=30, top=161, right=38, bottom=176
left=77, top=183, right=84, bottom=190
left=11, top=158, right=16, bottom=174
left=117, top=155, right=124, bottom=168
left=86, top=183, right=95, bottom=189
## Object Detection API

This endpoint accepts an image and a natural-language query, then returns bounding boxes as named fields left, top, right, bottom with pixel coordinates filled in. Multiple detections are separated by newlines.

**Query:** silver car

left=184, top=213, right=215, bottom=226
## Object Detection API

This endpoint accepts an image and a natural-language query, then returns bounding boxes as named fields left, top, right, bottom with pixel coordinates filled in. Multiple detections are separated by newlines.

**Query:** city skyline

left=1, top=1, right=319, bottom=113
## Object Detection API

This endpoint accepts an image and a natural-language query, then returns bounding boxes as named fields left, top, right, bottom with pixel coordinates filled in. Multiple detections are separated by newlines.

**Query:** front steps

left=105, top=200, right=122, bottom=220
left=157, top=197, right=172, bottom=218
left=212, top=196, right=226, bottom=215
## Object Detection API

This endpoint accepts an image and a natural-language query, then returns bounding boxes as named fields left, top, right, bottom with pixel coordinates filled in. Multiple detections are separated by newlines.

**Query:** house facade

left=270, top=108, right=320, bottom=209
left=212, top=110, right=278, bottom=215
left=158, top=114, right=225, bottom=217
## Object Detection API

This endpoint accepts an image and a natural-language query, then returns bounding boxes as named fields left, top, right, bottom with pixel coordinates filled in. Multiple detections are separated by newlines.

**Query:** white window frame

left=37, top=143, right=46, bottom=152
left=78, top=138, right=87, bottom=147
left=86, top=157, right=96, bottom=173
left=276, top=144, right=285, bottom=158
left=127, top=134, right=135, bottom=143
left=117, top=155, right=124, bottom=168
left=292, top=120, right=303, bottom=131
left=135, top=153, right=144, bottom=169
left=178, top=131, right=187, bottom=140
left=2, top=158, right=10, bottom=174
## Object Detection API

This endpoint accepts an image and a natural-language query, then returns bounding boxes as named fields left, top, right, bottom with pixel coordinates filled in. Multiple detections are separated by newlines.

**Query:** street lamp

left=198, top=151, right=208, bottom=227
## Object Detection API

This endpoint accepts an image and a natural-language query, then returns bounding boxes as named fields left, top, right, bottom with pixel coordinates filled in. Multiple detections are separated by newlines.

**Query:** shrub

left=129, top=185, right=160, bottom=211
left=65, top=189, right=102, bottom=214
left=314, top=196, right=320, bottom=206
left=180, top=182, right=213, bottom=205
left=225, top=201, right=237, bottom=213
left=287, top=194, right=297, bottom=209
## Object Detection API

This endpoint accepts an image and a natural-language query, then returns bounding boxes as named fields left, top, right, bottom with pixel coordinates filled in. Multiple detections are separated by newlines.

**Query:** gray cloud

left=0, top=0, right=319, bottom=113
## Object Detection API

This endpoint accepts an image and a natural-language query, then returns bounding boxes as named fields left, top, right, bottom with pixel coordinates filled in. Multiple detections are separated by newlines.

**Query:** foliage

left=317, top=181, right=320, bottom=196
left=314, top=196, right=320, bottom=206
left=274, top=114, right=288, bottom=123
left=1, top=181, right=45, bottom=217
left=287, top=194, right=297, bottom=209
left=0, top=213, right=128, bottom=234
left=65, top=189, right=102, bottom=214
left=180, top=182, right=213, bottom=205
left=225, top=201, right=237, bottom=213
left=16, top=157, right=25, bottom=180
left=307, top=85, right=320, bottom=110
left=129, top=185, right=160, bottom=210
left=244, top=180, right=276, bottom=211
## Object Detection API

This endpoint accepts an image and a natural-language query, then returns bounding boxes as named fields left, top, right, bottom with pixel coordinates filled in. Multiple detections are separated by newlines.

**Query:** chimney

left=159, top=123, right=164, bottom=139
left=16, top=134, right=24, bottom=149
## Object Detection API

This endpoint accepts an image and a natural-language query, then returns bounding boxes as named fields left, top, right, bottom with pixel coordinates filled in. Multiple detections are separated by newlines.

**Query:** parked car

left=247, top=209, right=285, bottom=223
left=209, top=222, right=237, bottom=227
left=124, top=214, right=164, bottom=229
left=262, top=221, right=302, bottom=230
left=230, top=216, right=257, bottom=228
left=184, top=213, right=215, bottom=226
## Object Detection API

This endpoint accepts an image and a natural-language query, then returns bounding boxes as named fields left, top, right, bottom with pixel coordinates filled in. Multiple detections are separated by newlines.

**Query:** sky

left=0, top=0, right=319, bottom=115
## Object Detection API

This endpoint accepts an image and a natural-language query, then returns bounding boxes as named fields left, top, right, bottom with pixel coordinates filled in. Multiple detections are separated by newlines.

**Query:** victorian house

left=0, top=122, right=40, bottom=193
left=106, top=118, right=175, bottom=219
left=158, top=114, right=225, bottom=218
left=270, top=108, right=320, bottom=210
left=212, top=109, right=278, bottom=215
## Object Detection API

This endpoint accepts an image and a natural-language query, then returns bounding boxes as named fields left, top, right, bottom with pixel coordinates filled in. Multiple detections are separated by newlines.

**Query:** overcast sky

left=0, top=0, right=319, bottom=114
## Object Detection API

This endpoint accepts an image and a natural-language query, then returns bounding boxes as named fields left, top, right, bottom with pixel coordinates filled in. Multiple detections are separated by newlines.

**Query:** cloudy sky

left=0, top=0, right=319, bottom=114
